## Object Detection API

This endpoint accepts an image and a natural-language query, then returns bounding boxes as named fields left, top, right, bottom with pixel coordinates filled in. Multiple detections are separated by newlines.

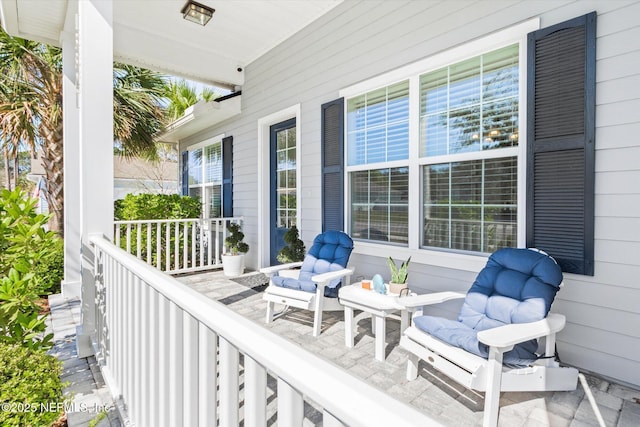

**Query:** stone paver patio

left=176, top=270, right=640, bottom=427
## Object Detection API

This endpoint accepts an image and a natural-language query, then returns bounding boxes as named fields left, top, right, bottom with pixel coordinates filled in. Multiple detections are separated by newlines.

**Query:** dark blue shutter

left=526, top=12, right=596, bottom=275
left=181, top=150, right=189, bottom=196
left=222, top=136, right=233, bottom=217
left=321, top=98, right=345, bottom=232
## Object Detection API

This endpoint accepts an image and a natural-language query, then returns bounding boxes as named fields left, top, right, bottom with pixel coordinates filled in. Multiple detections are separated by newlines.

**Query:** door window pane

left=275, top=125, right=297, bottom=228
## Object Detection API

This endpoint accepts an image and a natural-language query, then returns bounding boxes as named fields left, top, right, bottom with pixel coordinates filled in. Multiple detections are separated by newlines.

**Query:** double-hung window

left=187, top=138, right=224, bottom=218
left=347, top=82, right=410, bottom=244
left=421, top=44, right=519, bottom=253
left=343, top=21, right=533, bottom=256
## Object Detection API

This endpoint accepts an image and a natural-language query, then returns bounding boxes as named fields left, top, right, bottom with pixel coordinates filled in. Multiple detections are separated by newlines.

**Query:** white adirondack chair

left=261, top=230, right=354, bottom=337
left=399, top=248, right=582, bottom=427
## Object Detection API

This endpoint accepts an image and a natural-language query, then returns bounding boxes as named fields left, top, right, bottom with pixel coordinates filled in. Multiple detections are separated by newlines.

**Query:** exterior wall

left=180, top=1, right=640, bottom=388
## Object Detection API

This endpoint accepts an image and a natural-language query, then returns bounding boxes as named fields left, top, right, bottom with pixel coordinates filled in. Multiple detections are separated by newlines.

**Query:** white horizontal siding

left=179, top=0, right=640, bottom=387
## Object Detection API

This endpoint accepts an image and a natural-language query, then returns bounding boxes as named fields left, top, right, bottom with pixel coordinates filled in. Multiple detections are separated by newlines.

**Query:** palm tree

left=0, top=28, right=167, bottom=233
left=163, top=78, right=221, bottom=122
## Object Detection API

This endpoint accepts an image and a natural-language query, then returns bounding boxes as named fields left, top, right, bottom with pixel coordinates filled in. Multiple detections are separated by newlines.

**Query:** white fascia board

left=156, top=95, right=241, bottom=144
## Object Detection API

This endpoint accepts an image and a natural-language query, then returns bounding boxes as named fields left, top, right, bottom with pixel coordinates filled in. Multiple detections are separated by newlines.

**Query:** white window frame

left=339, top=18, right=539, bottom=272
left=185, top=133, right=225, bottom=218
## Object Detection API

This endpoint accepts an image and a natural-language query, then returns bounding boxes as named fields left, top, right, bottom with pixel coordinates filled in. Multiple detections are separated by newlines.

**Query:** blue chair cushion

left=413, top=315, right=539, bottom=366
left=271, top=231, right=354, bottom=298
left=414, top=248, right=563, bottom=367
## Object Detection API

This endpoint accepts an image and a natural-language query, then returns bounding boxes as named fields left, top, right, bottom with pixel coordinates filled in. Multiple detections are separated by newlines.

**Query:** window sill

left=352, top=241, right=488, bottom=273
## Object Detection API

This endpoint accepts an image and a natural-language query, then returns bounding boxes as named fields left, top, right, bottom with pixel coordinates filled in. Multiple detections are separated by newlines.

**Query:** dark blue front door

left=270, top=118, right=297, bottom=265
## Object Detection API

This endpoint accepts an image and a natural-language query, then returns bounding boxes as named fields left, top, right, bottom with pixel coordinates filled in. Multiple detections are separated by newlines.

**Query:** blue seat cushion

left=271, top=231, right=353, bottom=298
left=413, top=315, right=539, bottom=367
left=414, top=248, right=563, bottom=367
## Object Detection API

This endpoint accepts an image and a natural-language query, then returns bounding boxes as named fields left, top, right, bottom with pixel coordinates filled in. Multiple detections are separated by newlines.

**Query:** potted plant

left=221, top=222, right=249, bottom=276
left=387, top=256, right=411, bottom=294
left=277, top=225, right=305, bottom=264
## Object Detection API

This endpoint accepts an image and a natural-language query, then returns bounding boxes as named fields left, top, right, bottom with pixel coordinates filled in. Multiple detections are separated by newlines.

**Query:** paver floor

left=176, top=270, right=640, bottom=427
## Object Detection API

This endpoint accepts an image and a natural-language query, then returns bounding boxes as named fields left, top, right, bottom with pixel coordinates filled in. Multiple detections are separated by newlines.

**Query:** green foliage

left=277, top=225, right=305, bottom=263
left=0, top=343, right=66, bottom=427
left=33, top=237, right=64, bottom=295
left=225, top=222, right=249, bottom=255
left=387, top=256, right=411, bottom=284
left=0, top=188, right=56, bottom=350
left=114, top=193, right=202, bottom=269
left=114, top=193, right=201, bottom=220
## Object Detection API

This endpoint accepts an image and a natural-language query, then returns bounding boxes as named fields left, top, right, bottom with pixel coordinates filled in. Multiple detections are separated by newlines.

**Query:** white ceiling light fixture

left=181, top=1, right=215, bottom=26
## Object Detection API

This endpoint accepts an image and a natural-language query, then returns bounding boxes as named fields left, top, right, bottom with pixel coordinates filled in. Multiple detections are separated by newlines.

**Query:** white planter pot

left=221, top=254, right=245, bottom=277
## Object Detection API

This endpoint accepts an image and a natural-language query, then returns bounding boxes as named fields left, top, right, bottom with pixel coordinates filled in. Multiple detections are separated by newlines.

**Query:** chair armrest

left=397, top=291, right=466, bottom=308
left=260, top=262, right=304, bottom=276
left=311, top=268, right=354, bottom=288
left=477, top=313, right=566, bottom=349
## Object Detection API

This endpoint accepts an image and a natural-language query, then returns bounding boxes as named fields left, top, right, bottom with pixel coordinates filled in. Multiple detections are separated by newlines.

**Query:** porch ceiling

left=0, top=0, right=343, bottom=88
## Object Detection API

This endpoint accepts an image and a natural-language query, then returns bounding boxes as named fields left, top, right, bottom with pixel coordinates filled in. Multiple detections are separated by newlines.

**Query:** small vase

left=389, top=282, right=408, bottom=295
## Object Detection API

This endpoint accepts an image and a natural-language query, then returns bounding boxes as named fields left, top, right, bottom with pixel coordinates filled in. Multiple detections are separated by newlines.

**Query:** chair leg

left=483, top=346, right=504, bottom=427
left=312, top=292, right=325, bottom=337
left=406, top=354, right=419, bottom=381
left=266, top=301, right=275, bottom=324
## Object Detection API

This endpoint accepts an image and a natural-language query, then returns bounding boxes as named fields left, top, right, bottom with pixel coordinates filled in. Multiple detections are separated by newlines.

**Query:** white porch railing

left=113, top=217, right=242, bottom=274
left=90, top=235, right=440, bottom=427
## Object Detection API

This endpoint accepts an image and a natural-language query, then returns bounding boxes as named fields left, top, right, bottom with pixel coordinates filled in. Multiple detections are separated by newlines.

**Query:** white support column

left=60, top=21, right=82, bottom=299
left=75, top=0, right=114, bottom=357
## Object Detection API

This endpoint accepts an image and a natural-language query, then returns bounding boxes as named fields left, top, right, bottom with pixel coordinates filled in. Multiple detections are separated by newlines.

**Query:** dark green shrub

left=114, top=193, right=201, bottom=220
left=224, top=222, right=249, bottom=255
left=0, top=189, right=56, bottom=350
left=277, top=225, right=305, bottom=263
left=0, top=343, right=66, bottom=427
left=33, top=237, right=64, bottom=295
left=114, top=193, right=202, bottom=269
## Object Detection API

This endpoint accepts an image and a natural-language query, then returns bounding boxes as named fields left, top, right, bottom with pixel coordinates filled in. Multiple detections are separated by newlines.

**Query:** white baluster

left=218, top=337, right=239, bottom=426
left=243, top=355, right=267, bottom=427
left=199, top=325, right=217, bottom=427
left=183, top=312, right=199, bottom=426
left=146, top=222, right=152, bottom=264
left=157, top=295, right=170, bottom=427
left=169, top=302, right=184, bottom=426
left=136, top=222, right=142, bottom=258
left=147, top=287, right=159, bottom=427
left=165, top=222, right=171, bottom=272
left=277, top=378, right=304, bottom=427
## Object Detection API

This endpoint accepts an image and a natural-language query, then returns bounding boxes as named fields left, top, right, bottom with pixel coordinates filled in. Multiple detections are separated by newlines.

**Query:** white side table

left=338, top=282, right=415, bottom=362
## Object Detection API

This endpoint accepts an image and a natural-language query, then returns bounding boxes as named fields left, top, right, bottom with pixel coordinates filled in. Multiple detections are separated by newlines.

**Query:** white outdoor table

left=338, top=282, right=415, bottom=362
